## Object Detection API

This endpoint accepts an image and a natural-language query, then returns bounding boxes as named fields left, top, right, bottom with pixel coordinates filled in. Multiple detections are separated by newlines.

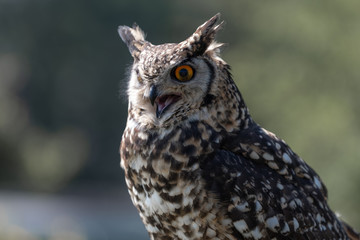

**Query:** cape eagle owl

left=118, top=14, right=359, bottom=240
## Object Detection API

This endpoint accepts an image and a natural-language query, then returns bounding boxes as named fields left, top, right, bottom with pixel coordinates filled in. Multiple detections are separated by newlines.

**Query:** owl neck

left=201, top=66, right=253, bottom=133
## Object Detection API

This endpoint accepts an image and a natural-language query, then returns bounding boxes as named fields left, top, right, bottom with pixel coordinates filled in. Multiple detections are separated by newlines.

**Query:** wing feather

left=201, top=147, right=349, bottom=239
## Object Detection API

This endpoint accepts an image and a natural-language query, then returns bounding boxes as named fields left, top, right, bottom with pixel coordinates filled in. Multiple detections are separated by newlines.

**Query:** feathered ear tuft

left=186, top=13, right=224, bottom=57
left=118, top=24, right=147, bottom=60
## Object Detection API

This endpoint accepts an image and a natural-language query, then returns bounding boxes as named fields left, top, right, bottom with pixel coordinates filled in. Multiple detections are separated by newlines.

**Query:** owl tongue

left=156, top=94, right=181, bottom=118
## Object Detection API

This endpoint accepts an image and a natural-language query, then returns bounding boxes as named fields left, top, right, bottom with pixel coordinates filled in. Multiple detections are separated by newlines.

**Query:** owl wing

left=222, top=123, right=329, bottom=199
left=200, top=124, right=349, bottom=239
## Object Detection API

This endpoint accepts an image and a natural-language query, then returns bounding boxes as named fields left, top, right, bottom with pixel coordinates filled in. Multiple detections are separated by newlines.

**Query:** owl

left=118, top=14, right=359, bottom=240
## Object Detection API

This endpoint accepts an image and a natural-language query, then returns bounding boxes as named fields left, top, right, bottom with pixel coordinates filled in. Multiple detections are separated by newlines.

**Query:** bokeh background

left=1, top=0, right=359, bottom=239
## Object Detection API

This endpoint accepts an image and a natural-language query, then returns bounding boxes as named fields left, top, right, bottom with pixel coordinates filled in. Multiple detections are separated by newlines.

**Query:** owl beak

left=155, top=94, right=181, bottom=118
left=149, top=85, right=181, bottom=118
left=149, top=85, right=158, bottom=106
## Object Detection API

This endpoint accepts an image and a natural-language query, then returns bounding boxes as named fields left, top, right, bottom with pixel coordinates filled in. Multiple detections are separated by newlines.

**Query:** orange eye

left=174, top=65, right=194, bottom=82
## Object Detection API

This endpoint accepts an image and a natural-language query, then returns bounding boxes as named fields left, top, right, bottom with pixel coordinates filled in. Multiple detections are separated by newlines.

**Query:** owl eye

left=173, top=65, right=194, bottom=82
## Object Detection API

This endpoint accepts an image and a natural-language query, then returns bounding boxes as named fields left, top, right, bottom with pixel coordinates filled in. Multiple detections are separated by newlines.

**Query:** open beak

left=149, top=85, right=181, bottom=118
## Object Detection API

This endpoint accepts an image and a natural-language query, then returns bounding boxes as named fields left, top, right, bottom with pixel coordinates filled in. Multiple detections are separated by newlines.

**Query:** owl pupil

left=179, top=68, right=188, bottom=77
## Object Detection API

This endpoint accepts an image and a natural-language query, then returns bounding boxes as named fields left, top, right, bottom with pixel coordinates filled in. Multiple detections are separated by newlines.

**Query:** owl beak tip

left=149, top=85, right=158, bottom=106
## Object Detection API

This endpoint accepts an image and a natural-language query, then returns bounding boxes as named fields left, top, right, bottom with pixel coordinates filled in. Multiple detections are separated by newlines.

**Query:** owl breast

left=121, top=121, right=237, bottom=239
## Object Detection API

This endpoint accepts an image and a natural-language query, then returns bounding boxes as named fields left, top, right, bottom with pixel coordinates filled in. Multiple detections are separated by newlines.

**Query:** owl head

left=119, top=14, right=246, bottom=129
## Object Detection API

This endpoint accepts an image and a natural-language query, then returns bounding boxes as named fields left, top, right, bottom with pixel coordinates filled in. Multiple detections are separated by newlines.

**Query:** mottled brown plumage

left=118, top=14, right=359, bottom=240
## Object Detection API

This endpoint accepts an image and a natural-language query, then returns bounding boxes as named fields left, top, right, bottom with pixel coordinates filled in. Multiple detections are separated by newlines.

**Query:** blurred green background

left=1, top=0, right=359, bottom=239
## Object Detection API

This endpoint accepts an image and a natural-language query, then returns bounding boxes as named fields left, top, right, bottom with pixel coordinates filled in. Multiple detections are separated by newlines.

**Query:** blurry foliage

left=0, top=0, right=359, bottom=236
left=0, top=208, right=87, bottom=240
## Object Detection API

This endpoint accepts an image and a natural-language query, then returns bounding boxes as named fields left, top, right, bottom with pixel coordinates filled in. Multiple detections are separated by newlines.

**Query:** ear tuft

left=196, top=13, right=223, bottom=40
left=118, top=24, right=147, bottom=60
left=186, top=13, right=224, bottom=56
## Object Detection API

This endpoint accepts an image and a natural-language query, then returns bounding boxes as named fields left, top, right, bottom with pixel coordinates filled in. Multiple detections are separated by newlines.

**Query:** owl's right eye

left=173, top=65, right=194, bottom=82
left=137, top=76, right=143, bottom=83
left=135, top=68, right=143, bottom=83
